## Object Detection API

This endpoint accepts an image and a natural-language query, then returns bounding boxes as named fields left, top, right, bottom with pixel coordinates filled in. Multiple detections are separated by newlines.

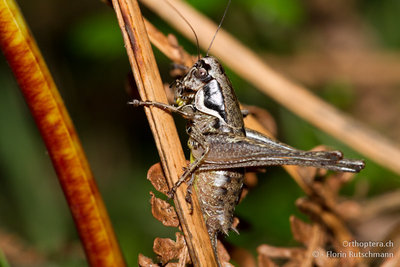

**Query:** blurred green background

left=1, top=0, right=400, bottom=266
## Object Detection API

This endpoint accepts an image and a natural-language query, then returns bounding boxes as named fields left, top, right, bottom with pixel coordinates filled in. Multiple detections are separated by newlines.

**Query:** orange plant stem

left=0, top=1, right=125, bottom=266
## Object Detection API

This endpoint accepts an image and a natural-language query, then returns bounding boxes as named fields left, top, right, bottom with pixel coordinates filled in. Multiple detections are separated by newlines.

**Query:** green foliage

left=0, top=248, right=10, bottom=267
left=232, top=168, right=304, bottom=250
left=244, top=0, right=304, bottom=27
left=66, top=12, right=125, bottom=60
left=0, top=71, right=69, bottom=252
left=363, top=0, right=400, bottom=48
left=318, top=80, right=356, bottom=111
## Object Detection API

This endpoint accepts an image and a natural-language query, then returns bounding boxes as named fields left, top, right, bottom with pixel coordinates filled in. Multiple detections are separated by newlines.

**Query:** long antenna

left=165, top=0, right=200, bottom=60
left=206, top=0, right=232, bottom=56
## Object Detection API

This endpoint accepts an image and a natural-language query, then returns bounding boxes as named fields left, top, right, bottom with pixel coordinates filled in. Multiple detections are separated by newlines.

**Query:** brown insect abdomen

left=195, top=168, right=245, bottom=245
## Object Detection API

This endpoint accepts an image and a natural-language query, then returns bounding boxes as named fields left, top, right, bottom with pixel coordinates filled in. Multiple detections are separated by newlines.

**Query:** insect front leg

left=129, top=99, right=195, bottom=119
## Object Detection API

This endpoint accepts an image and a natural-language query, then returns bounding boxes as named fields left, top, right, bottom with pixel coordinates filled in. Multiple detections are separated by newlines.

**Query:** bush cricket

left=130, top=0, right=365, bottom=257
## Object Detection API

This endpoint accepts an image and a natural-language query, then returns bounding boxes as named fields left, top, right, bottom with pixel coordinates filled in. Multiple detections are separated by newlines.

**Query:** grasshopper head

left=173, top=56, right=225, bottom=107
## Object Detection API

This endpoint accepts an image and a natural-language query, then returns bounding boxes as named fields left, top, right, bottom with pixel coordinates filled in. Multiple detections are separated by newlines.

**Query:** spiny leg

left=168, top=125, right=210, bottom=198
left=184, top=173, right=196, bottom=214
left=167, top=145, right=209, bottom=198
left=128, top=99, right=194, bottom=118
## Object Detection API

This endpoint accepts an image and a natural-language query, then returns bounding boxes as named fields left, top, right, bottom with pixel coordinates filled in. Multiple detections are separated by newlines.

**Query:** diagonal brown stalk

left=110, top=0, right=218, bottom=266
left=0, top=0, right=125, bottom=266
left=139, top=0, right=400, bottom=176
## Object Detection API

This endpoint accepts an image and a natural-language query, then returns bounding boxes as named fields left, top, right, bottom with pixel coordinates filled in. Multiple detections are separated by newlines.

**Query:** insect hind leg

left=184, top=173, right=196, bottom=214
left=168, top=124, right=212, bottom=198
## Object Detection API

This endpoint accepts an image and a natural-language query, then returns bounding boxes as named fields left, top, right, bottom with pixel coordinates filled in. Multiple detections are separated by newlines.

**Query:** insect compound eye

left=194, top=67, right=208, bottom=80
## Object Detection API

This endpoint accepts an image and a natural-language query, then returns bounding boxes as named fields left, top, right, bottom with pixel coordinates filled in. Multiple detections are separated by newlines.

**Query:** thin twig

left=139, top=0, right=400, bottom=175
left=0, top=0, right=125, bottom=266
left=110, top=0, right=218, bottom=266
left=263, top=51, right=400, bottom=87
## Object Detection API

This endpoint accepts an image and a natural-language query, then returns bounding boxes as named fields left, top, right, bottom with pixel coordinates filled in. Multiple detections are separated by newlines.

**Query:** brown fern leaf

left=150, top=192, right=179, bottom=228
left=153, top=233, right=190, bottom=265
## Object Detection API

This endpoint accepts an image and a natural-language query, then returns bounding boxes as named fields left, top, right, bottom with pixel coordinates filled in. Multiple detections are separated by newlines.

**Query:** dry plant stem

left=145, top=19, right=194, bottom=67
left=140, top=0, right=400, bottom=176
left=296, top=198, right=360, bottom=261
left=110, top=0, right=218, bottom=266
left=301, top=225, right=322, bottom=267
left=359, top=189, right=400, bottom=220
left=0, top=1, right=125, bottom=266
left=265, top=51, right=400, bottom=87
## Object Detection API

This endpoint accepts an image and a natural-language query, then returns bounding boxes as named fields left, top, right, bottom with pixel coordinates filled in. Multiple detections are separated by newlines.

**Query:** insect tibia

left=129, top=99, right=175, bottom=113
left=128, top=99, right=171, bottom=109
left=129, top=99, right=195, bottom=118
